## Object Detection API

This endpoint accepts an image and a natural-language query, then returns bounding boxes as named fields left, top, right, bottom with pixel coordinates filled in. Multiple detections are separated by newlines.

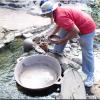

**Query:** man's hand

left=48, top=35, right=68, bottom=45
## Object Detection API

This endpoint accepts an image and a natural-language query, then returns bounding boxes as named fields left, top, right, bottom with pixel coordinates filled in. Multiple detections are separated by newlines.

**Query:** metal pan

left=14, top=54, right=61, bottom=89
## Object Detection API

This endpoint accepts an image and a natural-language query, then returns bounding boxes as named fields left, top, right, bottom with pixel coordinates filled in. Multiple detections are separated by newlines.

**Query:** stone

left=0, top=32, right=5, bottom=39
left=60, top=67, right=86, bottom=99
left=96, top=29, right=100, bottom=35
left=3, top=32, right=15, bottom=43
left=0, top=43, right=5, bottom=48
left=22, top=32, right=33, bottom=38
left=64, top=47, right=70, bottom=52
left=0, top=8, right=51, bottom=30
left=23, top=38, right=34, bottom=52
left=71, top=43, right=78, bottom=48
left=86, top=95, right=97, bottom=99
left=14, top=31, right=22, bottom=37
left=71, top=58, right=82, bottom=66
left=65, top=43, right=71, bottom=48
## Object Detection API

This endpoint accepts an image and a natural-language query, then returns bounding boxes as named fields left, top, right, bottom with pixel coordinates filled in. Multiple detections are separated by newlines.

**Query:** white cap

left=40, top=1, right=59, bottom=14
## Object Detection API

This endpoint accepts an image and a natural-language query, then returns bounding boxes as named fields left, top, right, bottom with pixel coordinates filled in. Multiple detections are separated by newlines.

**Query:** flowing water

left=0, top=38, right=25, bottom=99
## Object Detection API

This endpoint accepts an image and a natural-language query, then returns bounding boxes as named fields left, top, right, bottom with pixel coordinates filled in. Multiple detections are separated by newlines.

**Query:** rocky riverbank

left=0, top=7, right=100, bottom=99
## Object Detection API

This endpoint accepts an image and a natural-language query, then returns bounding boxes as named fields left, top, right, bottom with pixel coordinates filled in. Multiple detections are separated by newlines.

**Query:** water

left=0, top=38, right=24, bottom=99
left=0, top=38, right=60, bottom=99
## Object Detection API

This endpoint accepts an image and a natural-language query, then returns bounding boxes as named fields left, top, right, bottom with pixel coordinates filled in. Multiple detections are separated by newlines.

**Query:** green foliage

left=89, top=0, right=100, bottom=21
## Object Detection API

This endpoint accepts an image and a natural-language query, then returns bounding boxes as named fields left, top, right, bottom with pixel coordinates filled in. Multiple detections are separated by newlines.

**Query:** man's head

left=40, top=1, right=59, bottom=15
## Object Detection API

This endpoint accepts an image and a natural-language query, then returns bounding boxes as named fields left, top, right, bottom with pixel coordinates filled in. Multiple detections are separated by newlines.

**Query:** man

left=40, top=1, right=96, bottom=87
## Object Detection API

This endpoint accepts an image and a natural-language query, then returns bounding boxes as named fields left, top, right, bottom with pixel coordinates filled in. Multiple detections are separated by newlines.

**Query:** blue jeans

left=54, top=28, right=67, bottom=53
left=54, top=28, right=95, bottom=78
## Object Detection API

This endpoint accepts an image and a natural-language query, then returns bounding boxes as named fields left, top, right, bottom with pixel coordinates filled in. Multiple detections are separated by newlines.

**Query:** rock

left=34, top=44, right=46, bottom=54
left=23, top=38, right=34, bottom=52
left=0, top=32, right=5, bottom=39
left=32, top=36, right=41, bottom=44
left=27, top=5, right=42, bottom=15
left=22, top=32, right=33, bottom=38
left=71, top=43, right=78, bottom=48
left=86, top=95, right=97, bottom=99
left=65, top=43, right=71, bottom=48
left=0, top=27, right=15, bottom=46
left=0, top=8, right=51, bottom=30
left=60, top=68, right=86, bottom=99
left=68, top=62, right=81, bottom=70
left=95, top=29, right=100, bottom=35
left=70, top=38, right=78, bottom=43
left=71, top=58, right=82, bottom=66
left=77, top=46, right=81, bottom=50
left=64, top=48, right=70, bottom=52
left=0, top=43, right=5, bottom=48
left=94, top=35, right=100, bottom=42
left=14, top=31, right=22, bottom=37
left=3, top=32, right=15, bottom=43
left=72, top=51, right=79, bottom=56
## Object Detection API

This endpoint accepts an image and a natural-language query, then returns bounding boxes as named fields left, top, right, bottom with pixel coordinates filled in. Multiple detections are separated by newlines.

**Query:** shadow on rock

left=16, top=83, right=61, bottom=97
left=85, top=86, right=94, bottom=95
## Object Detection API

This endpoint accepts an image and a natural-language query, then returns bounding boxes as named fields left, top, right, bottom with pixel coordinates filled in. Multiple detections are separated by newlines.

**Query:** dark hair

left=40, top=1, right=44, bottom=6
left=58, top=2, right=62, bottom=6
left=40, top=0, right=48, bottom=6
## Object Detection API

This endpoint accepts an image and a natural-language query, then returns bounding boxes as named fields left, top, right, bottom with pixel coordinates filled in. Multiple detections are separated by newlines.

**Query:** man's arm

left=47, top=24, right=60, bottom=37
left=65, top=24, right=80, bottom=40
left=55, top=24, right=80, bottom=44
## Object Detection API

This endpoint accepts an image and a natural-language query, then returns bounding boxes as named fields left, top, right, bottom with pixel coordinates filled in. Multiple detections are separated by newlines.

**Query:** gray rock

left=60, top=67, right=86, bottom=99
left=3, top=32, right=15, bottom=43
left=71, top=43, right=78, bottom=48
left=0, top=32, right=5, bottom=39
left=22, top=32, right=33, bottom=38
left=86, top=95, right=97, bottom=99
left=65, top=43, right=71, bottom=48
left=64, top=47, right=71, bottom=52
left=95, top=29, right=100, bottom=35
left=70, top=38, right=78, bottom=43
left=71, top=58, right=82, bottom=66
left=14, top=31, right=22, bottom=37
left=0, top=43, right=5, bottom=48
